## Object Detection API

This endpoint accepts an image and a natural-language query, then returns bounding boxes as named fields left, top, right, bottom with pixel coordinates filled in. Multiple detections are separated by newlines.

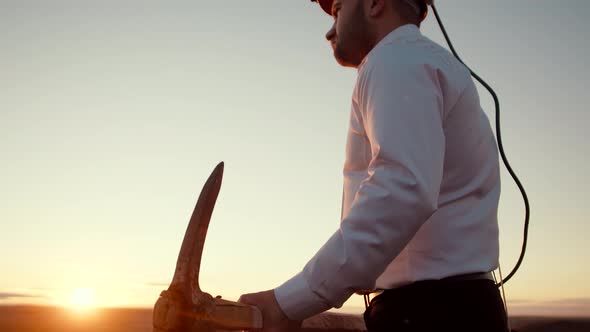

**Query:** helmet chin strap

left=430, top=3, right=530, bottom=289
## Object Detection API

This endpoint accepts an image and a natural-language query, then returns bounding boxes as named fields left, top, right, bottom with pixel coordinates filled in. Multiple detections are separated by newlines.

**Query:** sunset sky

left=1, top=0, right=589, bottom=317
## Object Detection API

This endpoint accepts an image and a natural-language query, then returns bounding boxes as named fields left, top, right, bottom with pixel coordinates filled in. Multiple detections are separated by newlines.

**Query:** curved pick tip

left=168, top=161, right=226, bottom=294
left=211, top=162, right=224, bottom=182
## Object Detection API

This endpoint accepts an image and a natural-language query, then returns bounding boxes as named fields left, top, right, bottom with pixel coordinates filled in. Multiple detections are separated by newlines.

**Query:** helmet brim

left=314, top=0, right=428, bottom=22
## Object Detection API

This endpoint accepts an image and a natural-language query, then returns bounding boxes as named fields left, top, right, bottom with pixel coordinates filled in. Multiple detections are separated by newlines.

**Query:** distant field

left=0, top=306, right=152, bottom=332
left=0, top=305, right=589, bottom=332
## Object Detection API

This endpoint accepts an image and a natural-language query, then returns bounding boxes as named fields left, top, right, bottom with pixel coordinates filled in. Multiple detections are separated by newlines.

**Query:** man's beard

left=333, top=2, right=373, bottom=68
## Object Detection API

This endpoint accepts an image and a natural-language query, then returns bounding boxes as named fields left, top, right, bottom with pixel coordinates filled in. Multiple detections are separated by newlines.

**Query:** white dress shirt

left=275, top=24, right=501, bottom=321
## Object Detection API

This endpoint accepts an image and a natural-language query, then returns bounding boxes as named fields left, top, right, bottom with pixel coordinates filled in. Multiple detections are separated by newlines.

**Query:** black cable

left=430, top=4, right=531, bottom=287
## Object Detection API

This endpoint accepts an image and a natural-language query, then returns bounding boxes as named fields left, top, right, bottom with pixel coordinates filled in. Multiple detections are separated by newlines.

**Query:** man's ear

left=366, top=0, right=387, bottom=18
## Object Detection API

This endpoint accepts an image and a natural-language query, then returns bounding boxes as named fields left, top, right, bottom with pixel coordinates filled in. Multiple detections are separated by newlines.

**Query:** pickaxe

left=153, top=162, right=366, bottom=331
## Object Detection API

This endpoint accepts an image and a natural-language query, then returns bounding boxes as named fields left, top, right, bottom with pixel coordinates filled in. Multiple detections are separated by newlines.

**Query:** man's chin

left=333, top=51, right=360, bottom=68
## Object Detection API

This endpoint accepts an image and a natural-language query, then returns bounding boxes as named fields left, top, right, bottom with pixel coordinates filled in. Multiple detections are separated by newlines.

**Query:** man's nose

left=325, top=24, right=336, bottom=41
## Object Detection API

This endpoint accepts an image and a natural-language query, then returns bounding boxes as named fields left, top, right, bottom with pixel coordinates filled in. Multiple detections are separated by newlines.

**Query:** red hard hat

left=312, top=0, right=429, bottom=22
left=314, top=0, right=333, bottom=15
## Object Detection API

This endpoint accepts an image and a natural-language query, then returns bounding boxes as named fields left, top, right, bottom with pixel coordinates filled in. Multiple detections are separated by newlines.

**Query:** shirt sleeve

left=274, top=56, right=446, bottom=321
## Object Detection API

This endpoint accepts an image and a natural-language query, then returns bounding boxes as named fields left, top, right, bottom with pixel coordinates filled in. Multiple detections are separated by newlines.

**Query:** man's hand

left=238, top=290, right=301, bottom=332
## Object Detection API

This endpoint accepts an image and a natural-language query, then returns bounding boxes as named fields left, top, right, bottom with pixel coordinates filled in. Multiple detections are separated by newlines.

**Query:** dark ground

left=0, top=305, right=589, bottom=332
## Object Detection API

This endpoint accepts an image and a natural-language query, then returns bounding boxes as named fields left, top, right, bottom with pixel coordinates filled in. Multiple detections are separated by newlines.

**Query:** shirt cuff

left=274, top=271, right=332, bottom=321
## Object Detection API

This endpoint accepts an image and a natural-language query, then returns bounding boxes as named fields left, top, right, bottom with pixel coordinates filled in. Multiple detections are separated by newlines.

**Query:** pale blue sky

left=1, top=0, right=589, bottom=316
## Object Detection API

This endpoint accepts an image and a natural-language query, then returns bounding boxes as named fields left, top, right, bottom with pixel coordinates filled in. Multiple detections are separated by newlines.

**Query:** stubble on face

left=328, top=0, right=373, bottom=68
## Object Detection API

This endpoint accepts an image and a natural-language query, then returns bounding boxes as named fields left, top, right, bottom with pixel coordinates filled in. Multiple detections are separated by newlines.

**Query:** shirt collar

left=358, top=24, right=421, bottom=71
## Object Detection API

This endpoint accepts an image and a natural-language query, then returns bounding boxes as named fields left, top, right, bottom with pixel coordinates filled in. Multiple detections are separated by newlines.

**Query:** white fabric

left=275, top=24, right=501, bottom=321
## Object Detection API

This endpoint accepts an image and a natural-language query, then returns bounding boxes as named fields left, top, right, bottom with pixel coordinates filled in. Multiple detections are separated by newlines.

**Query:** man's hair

left=392, top=0, right=426, bottom=27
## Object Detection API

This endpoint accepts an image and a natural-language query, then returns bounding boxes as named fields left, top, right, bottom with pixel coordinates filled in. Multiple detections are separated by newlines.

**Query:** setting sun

left=68, top=288, right=97, bottom=312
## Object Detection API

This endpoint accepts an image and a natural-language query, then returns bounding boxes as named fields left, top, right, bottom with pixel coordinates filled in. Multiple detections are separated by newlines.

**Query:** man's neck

left=372, top=20, right=418, bottom=48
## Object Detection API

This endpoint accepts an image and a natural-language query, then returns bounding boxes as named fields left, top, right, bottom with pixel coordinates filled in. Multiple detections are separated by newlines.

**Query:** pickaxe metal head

left=152, top=162, right=262, bottom=331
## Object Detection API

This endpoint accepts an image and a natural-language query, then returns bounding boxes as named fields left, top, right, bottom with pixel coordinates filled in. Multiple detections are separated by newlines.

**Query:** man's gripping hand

left=238, top=290, right=302, bottom=332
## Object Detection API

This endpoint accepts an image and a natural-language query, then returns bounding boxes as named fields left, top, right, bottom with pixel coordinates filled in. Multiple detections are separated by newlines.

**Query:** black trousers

left=363, top=279, right=509, bottom=332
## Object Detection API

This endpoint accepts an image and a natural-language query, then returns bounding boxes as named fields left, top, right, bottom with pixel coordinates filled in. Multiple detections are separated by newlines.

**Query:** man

left=239, top=0, right=509, bottom=331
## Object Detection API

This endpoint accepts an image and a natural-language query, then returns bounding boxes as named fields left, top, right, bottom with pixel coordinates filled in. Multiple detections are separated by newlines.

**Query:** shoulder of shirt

left=357, top=31, right=472, bottom=90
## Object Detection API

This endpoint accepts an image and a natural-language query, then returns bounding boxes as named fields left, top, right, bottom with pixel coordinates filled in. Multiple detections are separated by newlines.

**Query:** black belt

left=437, top=271, right=495, bottom=282
left=364, top=272, right=495, bottom=308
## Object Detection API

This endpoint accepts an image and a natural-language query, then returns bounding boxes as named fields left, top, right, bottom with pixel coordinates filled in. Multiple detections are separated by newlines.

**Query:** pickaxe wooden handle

left=152, top=162, right=366, bottom=331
